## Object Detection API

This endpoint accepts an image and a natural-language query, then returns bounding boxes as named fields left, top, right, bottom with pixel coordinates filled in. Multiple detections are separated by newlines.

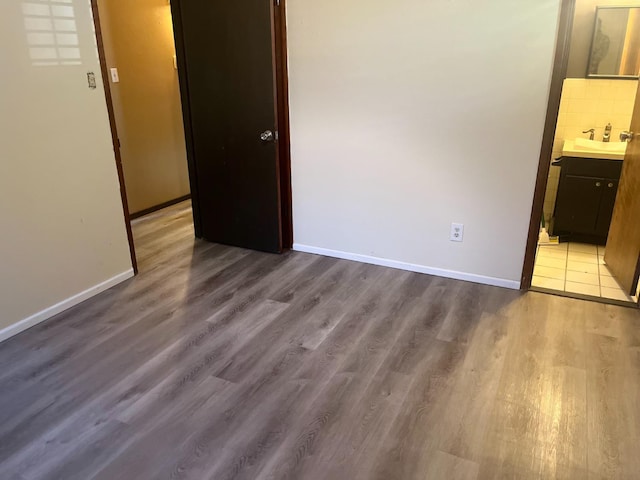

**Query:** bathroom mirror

left=588, top=6, right=640, bottom=78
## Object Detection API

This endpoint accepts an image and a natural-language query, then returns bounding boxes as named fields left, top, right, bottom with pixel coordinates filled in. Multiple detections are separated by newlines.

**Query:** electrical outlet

left=450, top=223, right=464, bottom=242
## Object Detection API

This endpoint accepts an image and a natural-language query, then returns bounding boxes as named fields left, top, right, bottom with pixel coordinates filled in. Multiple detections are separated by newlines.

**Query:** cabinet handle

left=595, top=182, right=602, bottom=187
left=608, top=182, right=614, bottom=188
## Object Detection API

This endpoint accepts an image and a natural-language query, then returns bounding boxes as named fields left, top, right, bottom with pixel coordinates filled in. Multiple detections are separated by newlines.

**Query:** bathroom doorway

left=522, top=0, right=640, bottom=306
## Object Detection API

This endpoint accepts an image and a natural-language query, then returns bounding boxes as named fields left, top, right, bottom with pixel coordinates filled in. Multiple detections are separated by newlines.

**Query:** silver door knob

left=620, top=131, right=634, bottom=142
left=595, top=182, right=602, bottom=187
left=260, top=130, right=274, bottom=142
left=608, top=182, right=614, bottom=188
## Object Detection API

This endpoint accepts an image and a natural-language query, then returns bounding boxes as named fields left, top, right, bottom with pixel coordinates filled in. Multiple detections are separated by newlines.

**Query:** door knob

left=620, top=131, right=634, bottom=142
left=260, top=130, right=274, bottom=142
left=596, top=182, right=602, bottom=187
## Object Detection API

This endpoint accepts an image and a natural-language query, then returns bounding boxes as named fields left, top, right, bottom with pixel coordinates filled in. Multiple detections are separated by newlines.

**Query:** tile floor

left=532, top=242, right=638, bottom=302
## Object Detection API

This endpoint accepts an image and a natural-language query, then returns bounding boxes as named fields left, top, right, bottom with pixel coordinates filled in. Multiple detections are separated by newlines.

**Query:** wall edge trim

left=293, top=244, right=520, bottom=290
left=0, top=269, right=134, bottom=344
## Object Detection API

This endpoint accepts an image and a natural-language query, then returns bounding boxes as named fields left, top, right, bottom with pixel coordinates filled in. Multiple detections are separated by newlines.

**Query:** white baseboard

left=293, top=244, right=521, bottom=290
left=0, top=269, right=135, bottom=344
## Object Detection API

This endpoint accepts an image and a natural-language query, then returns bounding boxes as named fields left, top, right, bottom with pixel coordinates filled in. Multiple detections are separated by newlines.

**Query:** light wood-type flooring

left=1, top=201, right=639, bottom=479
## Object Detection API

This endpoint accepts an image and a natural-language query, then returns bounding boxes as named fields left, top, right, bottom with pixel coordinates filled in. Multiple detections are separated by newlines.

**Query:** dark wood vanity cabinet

left=553, top=156, right=622, bottom=244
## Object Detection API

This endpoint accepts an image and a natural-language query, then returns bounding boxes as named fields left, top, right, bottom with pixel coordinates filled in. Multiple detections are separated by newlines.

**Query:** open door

left=604, top=81, right=640, bottom=297
left=171, top=0, right=290, bottom=254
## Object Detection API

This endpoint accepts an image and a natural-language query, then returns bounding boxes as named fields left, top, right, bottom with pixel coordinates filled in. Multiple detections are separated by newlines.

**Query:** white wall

left=287, top=0, right=562, bottom=287
left=0, top=0, right=133, bottom=340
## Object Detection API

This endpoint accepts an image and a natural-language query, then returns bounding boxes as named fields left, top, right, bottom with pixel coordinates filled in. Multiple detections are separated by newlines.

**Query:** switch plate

left=87, top=71, right=96, bottom=89
left=110, top=67, right=119, bottom=83
left=450, top=223, right=464, bottom=242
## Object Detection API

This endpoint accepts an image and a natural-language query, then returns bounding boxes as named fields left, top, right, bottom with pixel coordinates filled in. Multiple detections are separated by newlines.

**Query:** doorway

left=91, top=0, right=293, bottom=271
left=522, top=0, right=640, bottom=306
left=97, top=0, right=191, bottom=221
left=91, top=0, right=191, bottom=273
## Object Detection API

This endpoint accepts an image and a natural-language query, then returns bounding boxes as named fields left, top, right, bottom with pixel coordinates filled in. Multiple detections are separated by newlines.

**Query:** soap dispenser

left=603, top=123, right=612, bottom=142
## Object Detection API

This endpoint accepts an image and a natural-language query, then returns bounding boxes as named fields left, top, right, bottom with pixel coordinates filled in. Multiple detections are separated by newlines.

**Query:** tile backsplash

left=543, top=78, right=638, bottom=227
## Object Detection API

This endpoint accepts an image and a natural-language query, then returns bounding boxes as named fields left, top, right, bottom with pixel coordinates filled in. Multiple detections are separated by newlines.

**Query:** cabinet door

left=555, top=175, right=604, bottom=234
left=595, top=179, right=619, bottom=238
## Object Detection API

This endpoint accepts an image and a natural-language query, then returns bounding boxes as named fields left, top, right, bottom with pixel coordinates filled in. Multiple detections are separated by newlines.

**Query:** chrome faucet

left=603, top=123, right=612, bottom=142
left=582, top=128, right=595, bottom=140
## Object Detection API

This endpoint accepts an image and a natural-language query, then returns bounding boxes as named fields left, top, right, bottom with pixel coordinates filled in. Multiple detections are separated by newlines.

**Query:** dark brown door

left=605, top=82, right=640, bottom=296
left=172, top=0, right=283, bottom=253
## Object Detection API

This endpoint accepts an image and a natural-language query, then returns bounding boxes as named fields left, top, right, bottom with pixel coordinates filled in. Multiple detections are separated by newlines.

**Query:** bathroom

left=532, top=1, right=640, bottom=303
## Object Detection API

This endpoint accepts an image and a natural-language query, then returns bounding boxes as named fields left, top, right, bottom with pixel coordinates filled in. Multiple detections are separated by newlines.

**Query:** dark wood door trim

left=91, top=0, right=138, bottom=275
left=274, top=0, right=293, bottom=249
left=520, top=0, right=575, bottom=289
left=170, top=0, right=202, bottom=238
left=170, top=0, right=293, bottom=248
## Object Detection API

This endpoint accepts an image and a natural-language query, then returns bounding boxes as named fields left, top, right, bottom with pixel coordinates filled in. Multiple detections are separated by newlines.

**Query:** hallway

left=0, top=202, right=639, bottom=479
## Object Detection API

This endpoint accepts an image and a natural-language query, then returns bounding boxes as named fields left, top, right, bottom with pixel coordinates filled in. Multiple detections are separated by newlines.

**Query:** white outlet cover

left=450, top=223, right=464, bottom=242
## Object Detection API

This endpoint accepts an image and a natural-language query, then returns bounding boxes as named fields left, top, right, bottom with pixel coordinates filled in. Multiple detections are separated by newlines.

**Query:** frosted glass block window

left=23, top=0, right=81, bottom=66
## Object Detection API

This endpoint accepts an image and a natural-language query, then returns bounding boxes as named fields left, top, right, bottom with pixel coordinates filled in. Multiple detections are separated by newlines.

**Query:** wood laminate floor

left=1, top=201, right=640, bottom=479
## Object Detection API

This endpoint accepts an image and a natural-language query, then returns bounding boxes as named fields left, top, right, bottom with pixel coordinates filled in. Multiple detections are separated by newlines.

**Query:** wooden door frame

left=520, top=0, right=575, bottom=290
left=91, top=0, right=138, bottom=274
left=273, top=0, right=294, bottom=250
left=170, top=0, right=294, bottom=250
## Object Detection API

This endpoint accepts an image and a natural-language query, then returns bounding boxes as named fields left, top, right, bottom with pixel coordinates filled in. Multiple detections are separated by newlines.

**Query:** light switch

left=110, top=67, right=120, bottom=83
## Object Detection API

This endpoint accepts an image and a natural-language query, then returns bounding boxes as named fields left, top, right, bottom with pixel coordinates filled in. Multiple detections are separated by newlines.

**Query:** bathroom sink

left=562, top=138, right=627, bottom=160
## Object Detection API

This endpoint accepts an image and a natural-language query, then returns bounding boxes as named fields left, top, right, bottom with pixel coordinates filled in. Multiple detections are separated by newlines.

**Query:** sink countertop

left=562, top=138, right=626, bottom=161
